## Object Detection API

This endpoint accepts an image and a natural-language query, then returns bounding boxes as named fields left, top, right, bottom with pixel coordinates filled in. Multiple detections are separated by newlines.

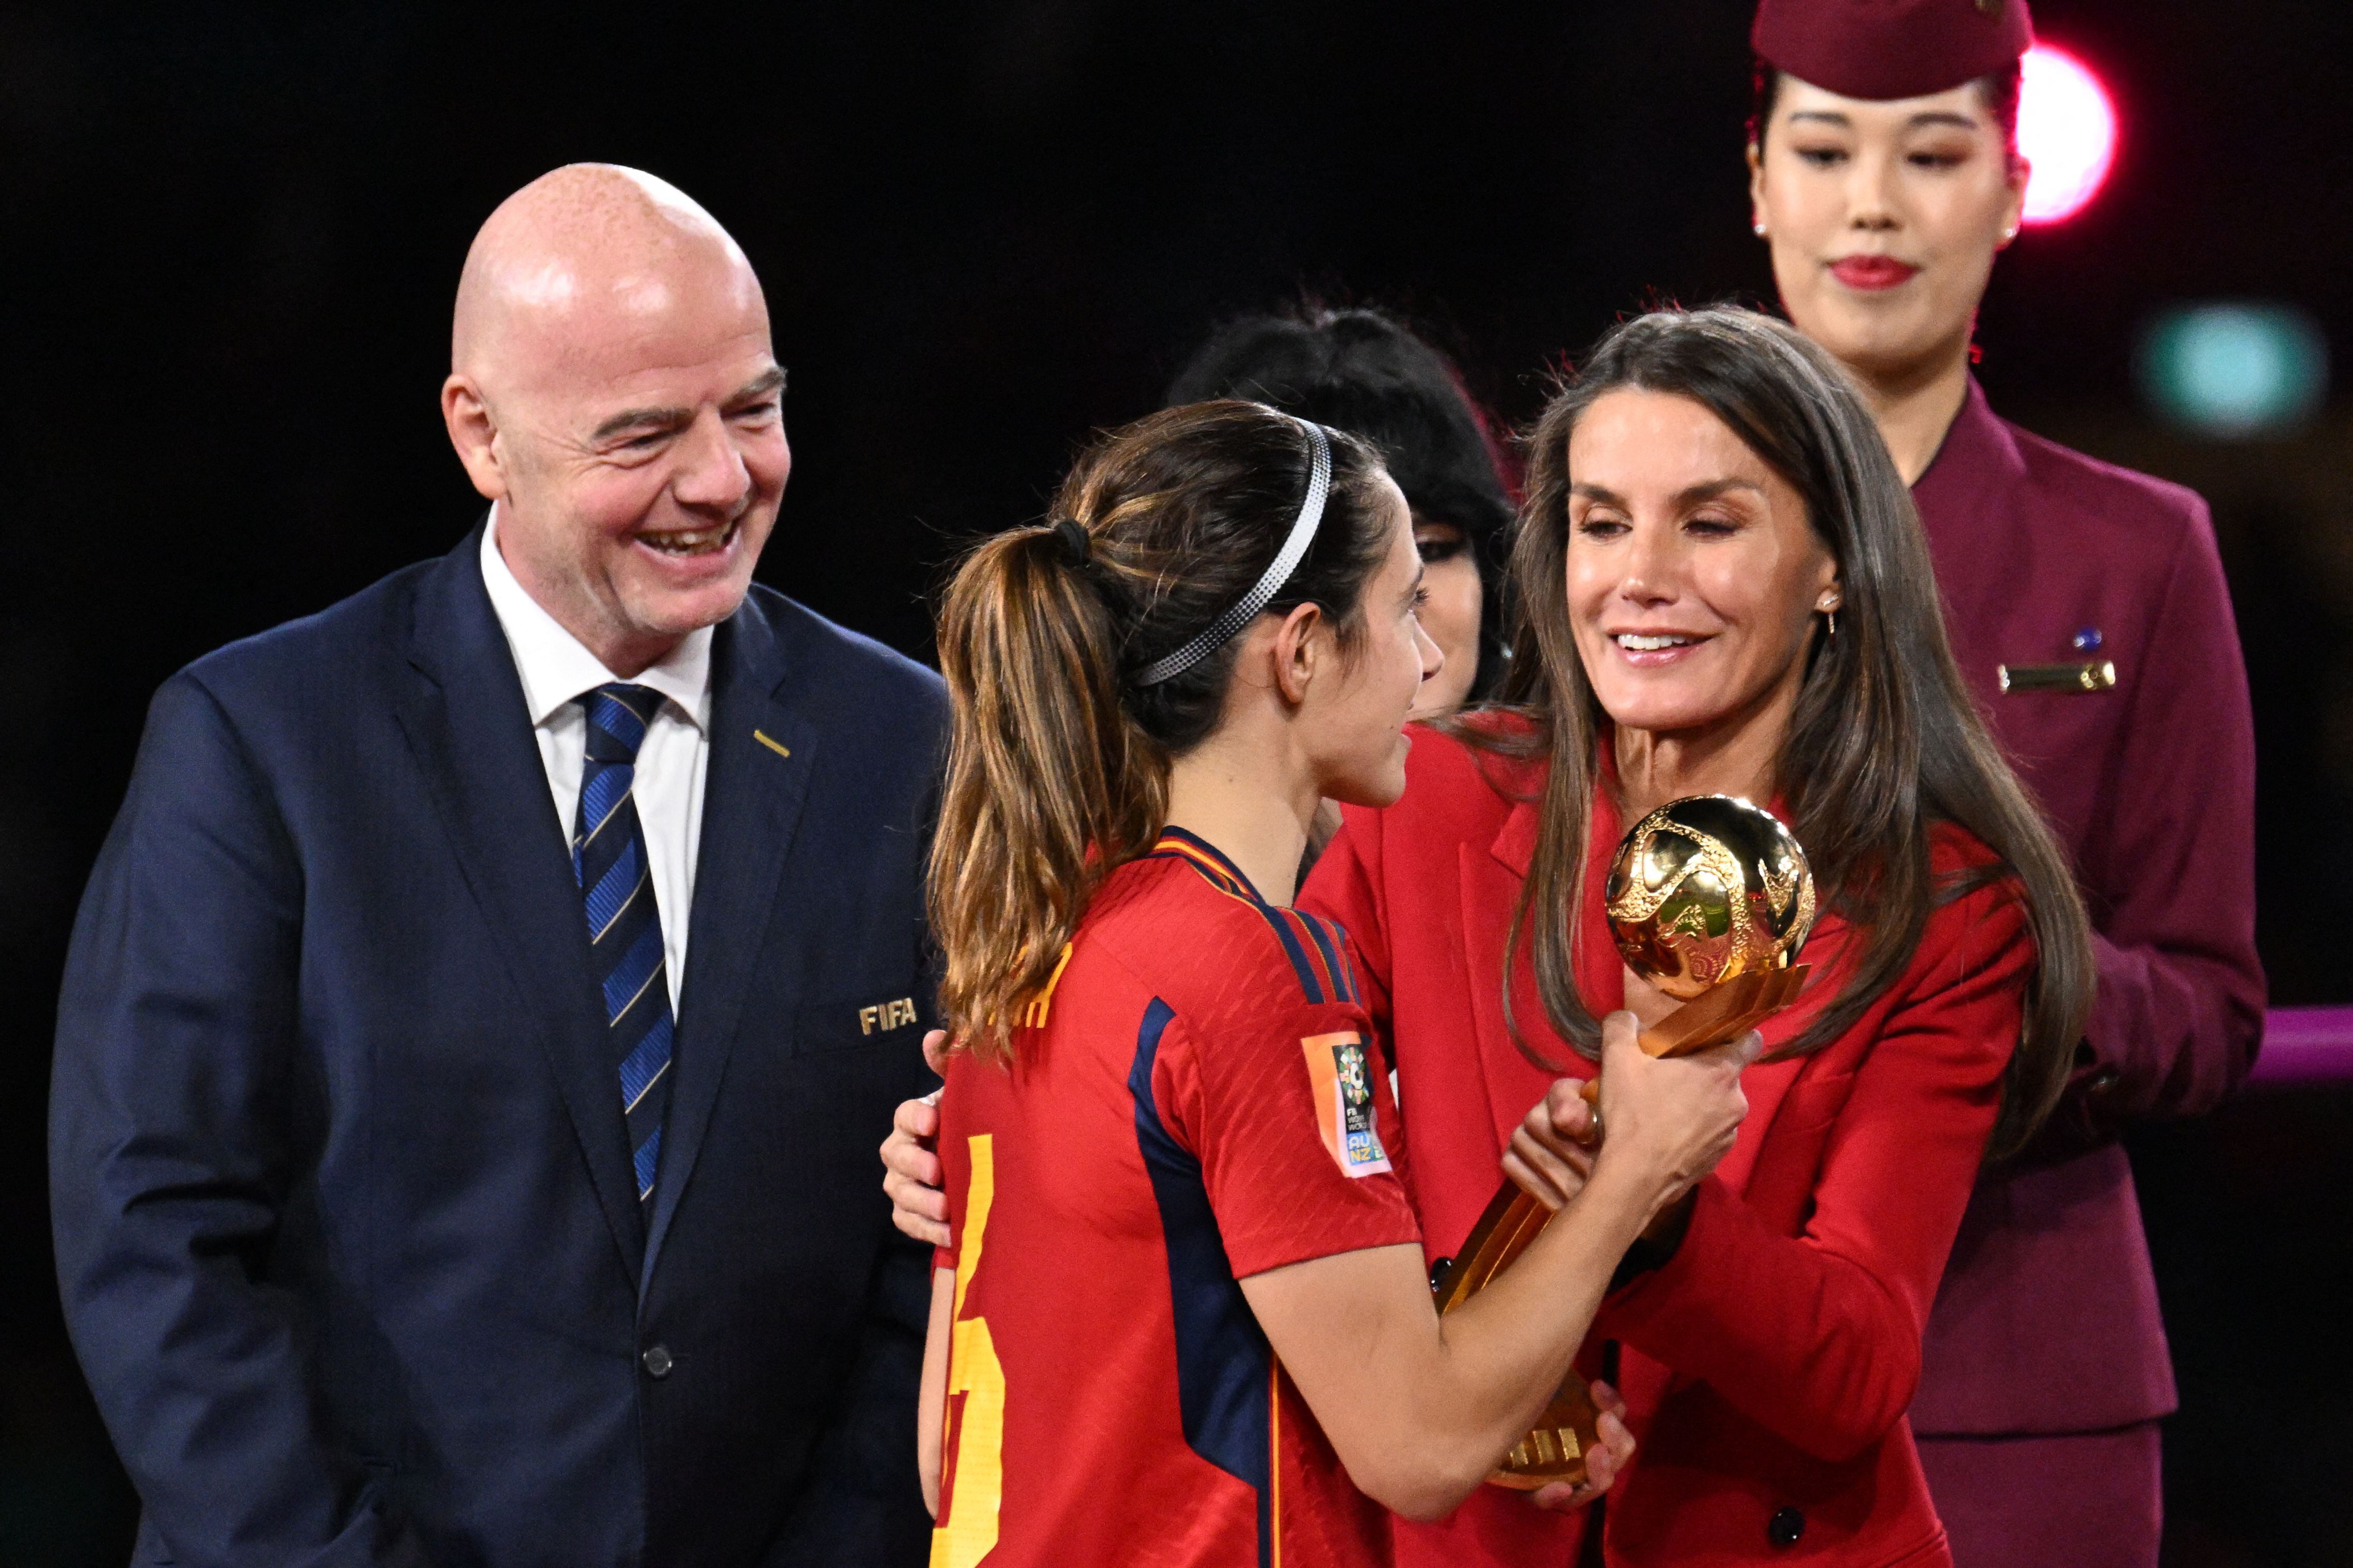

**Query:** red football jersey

left=931, top=829, right=1421, bottom=1568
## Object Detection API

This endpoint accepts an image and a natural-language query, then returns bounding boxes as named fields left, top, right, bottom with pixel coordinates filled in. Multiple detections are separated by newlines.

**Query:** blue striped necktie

left=573, top=683, right=674, bottom=1214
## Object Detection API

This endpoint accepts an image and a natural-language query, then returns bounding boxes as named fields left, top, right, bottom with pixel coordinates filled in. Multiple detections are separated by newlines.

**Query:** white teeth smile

left=640, top=522, right=737, bottom=556
left=1616, top=633, right=1695, bottom=651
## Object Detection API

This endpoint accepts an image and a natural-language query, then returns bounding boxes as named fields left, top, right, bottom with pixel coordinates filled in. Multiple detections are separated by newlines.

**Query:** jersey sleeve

left=1155, top=990, right=1421, bottom=1281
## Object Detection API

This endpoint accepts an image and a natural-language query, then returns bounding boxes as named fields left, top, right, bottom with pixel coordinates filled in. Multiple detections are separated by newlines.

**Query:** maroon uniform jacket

left=1907, top=380, right=2265, bottom=1437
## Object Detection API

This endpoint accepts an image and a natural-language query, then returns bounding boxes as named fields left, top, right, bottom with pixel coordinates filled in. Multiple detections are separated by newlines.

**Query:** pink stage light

left=2017, top=45, right=2118, bottom=225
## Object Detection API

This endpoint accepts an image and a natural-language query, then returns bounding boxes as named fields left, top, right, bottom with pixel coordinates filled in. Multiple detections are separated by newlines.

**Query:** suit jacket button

left=1767, top=1507, right=1805, bottom=1547
left=642, top=1345, right=674, bottom=1379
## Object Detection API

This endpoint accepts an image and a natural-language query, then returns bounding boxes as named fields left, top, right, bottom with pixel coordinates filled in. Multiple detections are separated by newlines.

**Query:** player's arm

left=1237, top=1015, right=1755, bottom=1522
left=917, top=1267, right=954, bottom=1518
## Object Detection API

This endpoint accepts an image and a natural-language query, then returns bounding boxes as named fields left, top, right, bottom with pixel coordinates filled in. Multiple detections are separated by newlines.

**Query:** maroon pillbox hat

left=1752, top=0, right=2032, bottom=101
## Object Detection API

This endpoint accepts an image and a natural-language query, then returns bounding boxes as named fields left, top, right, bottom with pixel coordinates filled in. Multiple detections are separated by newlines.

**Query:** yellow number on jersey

left=931, top=1136, right=1005, bottom=1568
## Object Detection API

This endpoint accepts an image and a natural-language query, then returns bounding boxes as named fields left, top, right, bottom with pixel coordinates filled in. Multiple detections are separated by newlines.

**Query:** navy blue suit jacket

left=51, top=526, right=947, bottom=1567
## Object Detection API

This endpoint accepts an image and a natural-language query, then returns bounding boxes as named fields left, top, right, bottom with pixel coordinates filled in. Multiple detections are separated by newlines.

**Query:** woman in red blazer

left=1309, top=731, right=2034, bottom=1566
left=1295, top=305, right=2092, bottom=1568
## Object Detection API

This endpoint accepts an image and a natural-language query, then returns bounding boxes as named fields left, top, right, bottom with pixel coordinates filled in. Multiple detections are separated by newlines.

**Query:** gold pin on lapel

left=754, top=729, right=792, bottom=759
left=1998, top=660, right=2117, bottom=694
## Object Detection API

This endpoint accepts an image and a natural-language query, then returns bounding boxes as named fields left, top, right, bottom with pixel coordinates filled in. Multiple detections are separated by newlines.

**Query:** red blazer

left=1907, top=380, right=2264, bottom=1436
left=1301, top=727, right=2034, bottom=1568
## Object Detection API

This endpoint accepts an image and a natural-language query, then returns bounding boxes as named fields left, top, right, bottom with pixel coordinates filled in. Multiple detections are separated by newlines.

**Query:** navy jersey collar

left=1148, top=826, right=1267, bottom=904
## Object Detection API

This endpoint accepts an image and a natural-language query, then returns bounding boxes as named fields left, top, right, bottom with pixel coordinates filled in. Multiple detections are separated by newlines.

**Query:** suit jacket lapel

left=641, top=594, right=817, bottom=1285
left=394, top=524, right=644, bottom=1279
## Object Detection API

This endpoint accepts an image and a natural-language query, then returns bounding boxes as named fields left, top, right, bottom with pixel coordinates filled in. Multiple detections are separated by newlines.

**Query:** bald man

left=52, top=166, right=945, bottom=1567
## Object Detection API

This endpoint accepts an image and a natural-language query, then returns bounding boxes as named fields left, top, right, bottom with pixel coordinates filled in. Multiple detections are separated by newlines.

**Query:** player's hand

left=1501, top=1079, right=1598, bottom=1211
left=881, top=1090, right=949, bottom=1247
left=921, top=1027, right=950, bottom=1077
left=1590, top=1013, right=1759, bottom=1228
left=1525, top=1380, right=1635, bottom=1512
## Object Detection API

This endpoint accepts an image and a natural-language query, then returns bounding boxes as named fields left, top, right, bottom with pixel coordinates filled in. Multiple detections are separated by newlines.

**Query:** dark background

left=5, top=2, right=2347, bottom=1563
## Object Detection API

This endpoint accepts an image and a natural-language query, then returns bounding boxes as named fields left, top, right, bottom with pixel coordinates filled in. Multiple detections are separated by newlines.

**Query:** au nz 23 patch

left=1302, top=1031, right=1392, bottom=1178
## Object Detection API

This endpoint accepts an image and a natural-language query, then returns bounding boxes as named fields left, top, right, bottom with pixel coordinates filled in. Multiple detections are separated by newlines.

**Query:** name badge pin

left=1998, top=660, right=2117, bottom=694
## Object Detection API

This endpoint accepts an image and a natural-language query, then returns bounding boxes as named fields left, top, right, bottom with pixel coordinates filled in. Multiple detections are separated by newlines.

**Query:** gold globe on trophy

left=1602, top=794, right=1816, bottom=1045
left=1430, top=795, right=1815, bottom=1490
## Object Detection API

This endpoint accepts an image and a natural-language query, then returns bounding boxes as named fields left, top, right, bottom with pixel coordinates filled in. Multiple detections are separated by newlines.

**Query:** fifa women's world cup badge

left=1302, top=1032, right=1392, bottom=1177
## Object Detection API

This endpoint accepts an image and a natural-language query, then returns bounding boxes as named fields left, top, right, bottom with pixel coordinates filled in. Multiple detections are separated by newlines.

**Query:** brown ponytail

left=931, top=400, right=1394, bottom=1062
left=931, top=524, right=1165, bottom=1064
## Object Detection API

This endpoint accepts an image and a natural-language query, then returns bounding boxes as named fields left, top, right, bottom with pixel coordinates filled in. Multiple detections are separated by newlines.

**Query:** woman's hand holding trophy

left=1434, top=795, right=1816, bottom=1491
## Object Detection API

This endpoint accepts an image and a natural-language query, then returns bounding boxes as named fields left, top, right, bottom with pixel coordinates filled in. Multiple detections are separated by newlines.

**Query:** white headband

left=1133, top=415, right=1333, bottom=687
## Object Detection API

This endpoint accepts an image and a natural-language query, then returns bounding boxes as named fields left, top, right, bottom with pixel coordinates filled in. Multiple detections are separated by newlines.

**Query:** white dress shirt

left=481, top=507, right=711, bottom=1009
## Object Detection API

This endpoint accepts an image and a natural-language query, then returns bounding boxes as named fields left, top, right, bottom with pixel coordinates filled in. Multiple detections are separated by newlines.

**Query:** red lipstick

left=1830, top=255, right=1919, bottom=290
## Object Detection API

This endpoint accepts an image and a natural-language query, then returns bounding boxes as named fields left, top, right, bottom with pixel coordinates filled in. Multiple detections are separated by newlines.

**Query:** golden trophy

left=1429, top=795, right=1816, bottom=1489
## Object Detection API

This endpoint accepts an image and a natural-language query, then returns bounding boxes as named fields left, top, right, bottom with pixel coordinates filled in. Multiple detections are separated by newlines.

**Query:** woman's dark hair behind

left=1167, top=305, right=1516, bottom=698
left=932, top=400, right=1392, bottom=1061
left=1480, top=305, right=2091, bottom=1160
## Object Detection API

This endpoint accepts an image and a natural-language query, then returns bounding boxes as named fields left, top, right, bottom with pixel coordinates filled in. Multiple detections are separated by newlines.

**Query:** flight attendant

left=1746, top=4, right=2265, bottom=1561
left=918, top=400, right=1753, bottom=1566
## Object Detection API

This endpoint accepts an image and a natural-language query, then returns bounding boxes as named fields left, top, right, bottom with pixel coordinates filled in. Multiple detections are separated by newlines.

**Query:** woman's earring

left=1753, top=219, right=1768, bottom=237
left=1827, top=609, right=1836, bottom=639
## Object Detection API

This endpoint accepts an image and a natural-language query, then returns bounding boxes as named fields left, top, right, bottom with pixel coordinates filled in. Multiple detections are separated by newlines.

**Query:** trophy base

left=1486, top=1377, right=1602, bottom=1490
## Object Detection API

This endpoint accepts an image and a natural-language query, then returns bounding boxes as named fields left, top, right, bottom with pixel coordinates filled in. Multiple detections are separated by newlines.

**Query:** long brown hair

left=1477, top=306, right=2092, bottom=1158
left=932, top=400, right=1392, bottom=1062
